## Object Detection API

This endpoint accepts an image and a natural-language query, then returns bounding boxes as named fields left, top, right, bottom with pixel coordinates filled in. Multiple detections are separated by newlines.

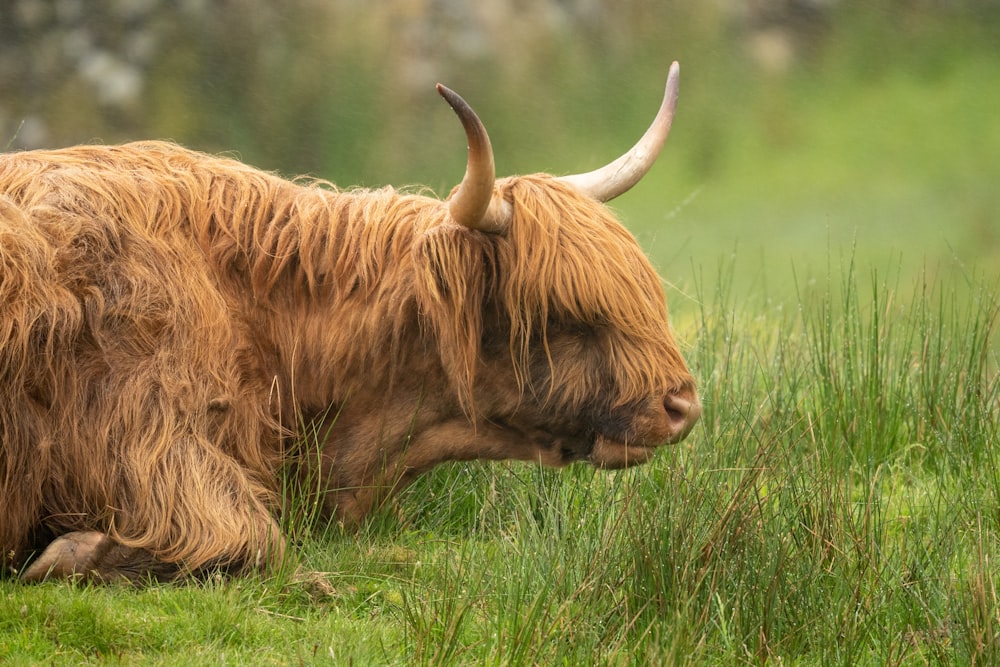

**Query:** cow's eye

left=546, top=319, right=596, bottom=341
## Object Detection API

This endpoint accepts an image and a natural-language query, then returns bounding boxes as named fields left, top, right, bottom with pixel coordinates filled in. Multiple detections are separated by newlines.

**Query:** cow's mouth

left=548, top=429, right=659, bottom=469
left=524, top=414, right=663, bottom=469
left=494, top=395, right=697, bottom=469
left=584, top=392, right=701, bottom=468
left=587, top=435, right=658, bottom=469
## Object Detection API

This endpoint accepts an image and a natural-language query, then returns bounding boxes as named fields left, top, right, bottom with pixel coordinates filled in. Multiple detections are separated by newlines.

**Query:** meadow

left=2, top=4, right=999, bottom=665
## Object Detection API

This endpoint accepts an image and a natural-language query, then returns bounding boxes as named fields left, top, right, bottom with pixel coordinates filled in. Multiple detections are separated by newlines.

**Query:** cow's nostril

left=663, top=391, right=701, bottom=442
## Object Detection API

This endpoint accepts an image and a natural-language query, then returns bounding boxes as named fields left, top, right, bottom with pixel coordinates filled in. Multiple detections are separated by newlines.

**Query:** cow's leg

left=21, top=518, right=286, bottom=585
left=21, top=528, right=333, bottom=593
left=112, top=435, right=290, bottom=579
left=21, top=436, right=289, bottom=585
left=19, top=531, right=179, bottom=584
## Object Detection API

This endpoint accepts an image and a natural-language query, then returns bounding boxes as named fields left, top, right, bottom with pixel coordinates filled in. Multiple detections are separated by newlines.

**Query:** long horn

left=559, top=61, right=680, bottom=202
left=436, top=83, right=508, bottom=233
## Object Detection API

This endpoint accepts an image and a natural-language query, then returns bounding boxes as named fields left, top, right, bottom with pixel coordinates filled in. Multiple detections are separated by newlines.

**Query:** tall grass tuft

left=612, top=256, right=999, bottom=664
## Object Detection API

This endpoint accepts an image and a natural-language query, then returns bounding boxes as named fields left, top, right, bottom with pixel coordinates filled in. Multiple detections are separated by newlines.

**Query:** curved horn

left=559, top=61, right=680, bottom=202
left=436, top=83, right=508, bottom=233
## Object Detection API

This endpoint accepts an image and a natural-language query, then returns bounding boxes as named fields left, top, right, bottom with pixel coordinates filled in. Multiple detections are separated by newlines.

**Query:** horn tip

left=436, top=83, right=468, bottom=115
left=664, top=61, right=681, bottom=105
left=436, top=82, right=457, bottom=101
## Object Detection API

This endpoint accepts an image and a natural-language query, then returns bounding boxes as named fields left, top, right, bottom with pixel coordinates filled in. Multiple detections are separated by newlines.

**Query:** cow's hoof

left=19, top=531, right=114, bottom=582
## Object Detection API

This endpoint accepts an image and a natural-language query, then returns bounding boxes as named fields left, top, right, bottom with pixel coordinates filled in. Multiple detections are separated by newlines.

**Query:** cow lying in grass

left=0, top=62, right=699, bottom=583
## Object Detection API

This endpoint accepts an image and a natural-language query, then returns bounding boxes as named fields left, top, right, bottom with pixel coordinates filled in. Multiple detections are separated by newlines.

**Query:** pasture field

left=1, top=256, right=997, bottom=665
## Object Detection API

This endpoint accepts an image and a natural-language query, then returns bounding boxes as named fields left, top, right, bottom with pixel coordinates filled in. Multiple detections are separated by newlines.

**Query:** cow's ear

left=413, top=225, right=494, bottom=414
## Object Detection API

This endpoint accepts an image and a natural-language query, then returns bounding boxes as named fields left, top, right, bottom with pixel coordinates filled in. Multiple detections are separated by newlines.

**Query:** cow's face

left=466, top=175, right=700, bottom=470
left=521, top=320, right=699, bottom=469
left=473, top=322, right=699, bottom=471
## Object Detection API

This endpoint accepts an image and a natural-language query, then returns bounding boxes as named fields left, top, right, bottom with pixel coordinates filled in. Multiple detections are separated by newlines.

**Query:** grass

left=2, top=255, right=996, bottom=665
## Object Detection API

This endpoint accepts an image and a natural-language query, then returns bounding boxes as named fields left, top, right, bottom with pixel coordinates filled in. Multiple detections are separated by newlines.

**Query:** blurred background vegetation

left=2, top=0, right=998, bottom=303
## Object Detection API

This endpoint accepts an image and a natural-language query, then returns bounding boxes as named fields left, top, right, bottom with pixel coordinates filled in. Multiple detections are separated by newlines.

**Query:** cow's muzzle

left=587, top=387, right=701, bottom=469
left=663, top=390, right=701, bottom=444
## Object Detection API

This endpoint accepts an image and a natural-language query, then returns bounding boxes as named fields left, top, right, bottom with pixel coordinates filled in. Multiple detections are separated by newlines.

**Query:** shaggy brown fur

left=0, top=141, right=697, bottom=583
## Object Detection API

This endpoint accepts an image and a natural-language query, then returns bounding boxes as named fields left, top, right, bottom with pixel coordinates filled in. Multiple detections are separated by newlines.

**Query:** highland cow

left=0, top=63, right=699, bottom=584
